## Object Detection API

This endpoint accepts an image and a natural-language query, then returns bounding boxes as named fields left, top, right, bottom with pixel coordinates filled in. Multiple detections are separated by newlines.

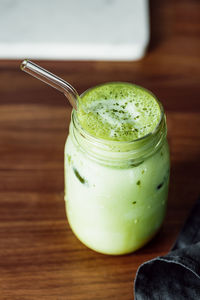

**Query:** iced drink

left=64, top=82, right=170, bottom=255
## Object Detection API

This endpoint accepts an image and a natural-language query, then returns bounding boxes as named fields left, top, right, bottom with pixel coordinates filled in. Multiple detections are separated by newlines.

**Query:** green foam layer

left=77, top=82, right=161, bottom=142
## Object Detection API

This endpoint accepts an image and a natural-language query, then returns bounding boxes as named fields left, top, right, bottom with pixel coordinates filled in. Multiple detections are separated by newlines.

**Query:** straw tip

left=20, top=59, right=29, bottom=71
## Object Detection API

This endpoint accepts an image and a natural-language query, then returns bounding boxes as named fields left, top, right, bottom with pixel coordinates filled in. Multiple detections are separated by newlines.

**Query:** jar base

left=66, top=204, right=163, bottom=255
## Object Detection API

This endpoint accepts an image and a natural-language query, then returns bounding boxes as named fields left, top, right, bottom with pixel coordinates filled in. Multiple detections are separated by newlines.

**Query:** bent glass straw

left=20, top=60, right=78, bottom=110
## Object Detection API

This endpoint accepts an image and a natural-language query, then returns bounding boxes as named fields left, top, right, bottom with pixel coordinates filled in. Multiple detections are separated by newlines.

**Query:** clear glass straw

left=20, top=60, right=78, bottom=110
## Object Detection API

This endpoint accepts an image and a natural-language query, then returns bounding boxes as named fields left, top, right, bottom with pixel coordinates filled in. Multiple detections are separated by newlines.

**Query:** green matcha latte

left=64, top=82, right=170, bottom=255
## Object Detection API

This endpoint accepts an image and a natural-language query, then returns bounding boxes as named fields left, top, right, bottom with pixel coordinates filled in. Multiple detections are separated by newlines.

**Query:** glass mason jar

left=64, top=86, right=170, bottom=255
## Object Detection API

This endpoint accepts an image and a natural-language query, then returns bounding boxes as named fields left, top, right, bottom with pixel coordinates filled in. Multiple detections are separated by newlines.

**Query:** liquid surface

left=77, top=82, right=161, bottom=141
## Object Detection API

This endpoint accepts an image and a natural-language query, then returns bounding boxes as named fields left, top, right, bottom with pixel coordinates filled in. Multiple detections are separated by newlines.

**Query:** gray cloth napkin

left=134, top=197, right=200, bottom=299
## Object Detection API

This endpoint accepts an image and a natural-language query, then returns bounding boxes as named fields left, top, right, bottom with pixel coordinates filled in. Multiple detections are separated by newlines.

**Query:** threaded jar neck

left=70, top=102, right=167, bottom=168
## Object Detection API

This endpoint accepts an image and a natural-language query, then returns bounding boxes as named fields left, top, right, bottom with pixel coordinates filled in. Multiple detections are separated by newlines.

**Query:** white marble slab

left=0, top=0, right=149, bottom=60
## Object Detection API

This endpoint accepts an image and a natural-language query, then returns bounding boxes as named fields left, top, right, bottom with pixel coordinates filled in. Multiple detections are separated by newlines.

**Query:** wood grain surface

left=0, top=0, right=200, bottom=299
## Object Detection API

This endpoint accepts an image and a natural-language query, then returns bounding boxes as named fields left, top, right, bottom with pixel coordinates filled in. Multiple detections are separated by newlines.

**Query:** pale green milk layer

left=77, top=82, right=161, bottom=142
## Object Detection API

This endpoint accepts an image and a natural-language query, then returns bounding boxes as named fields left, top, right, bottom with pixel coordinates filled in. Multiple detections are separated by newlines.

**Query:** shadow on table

left=148, top=0, right=173, bottom=52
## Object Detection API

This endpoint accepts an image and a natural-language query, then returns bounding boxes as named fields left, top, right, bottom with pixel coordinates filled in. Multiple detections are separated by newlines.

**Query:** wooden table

left=0, top=1, right=200, bottom=299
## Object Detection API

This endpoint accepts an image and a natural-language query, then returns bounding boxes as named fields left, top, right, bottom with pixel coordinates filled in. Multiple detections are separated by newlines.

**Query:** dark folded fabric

left=134, top=197, right=200, bottom=299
